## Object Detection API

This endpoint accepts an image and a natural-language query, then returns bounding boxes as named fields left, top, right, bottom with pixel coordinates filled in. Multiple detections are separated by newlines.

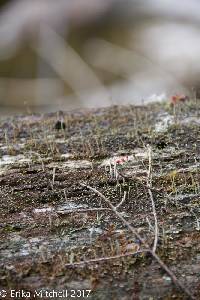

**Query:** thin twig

left=147, top=146, right=158, bottom=253
left=81, top=183, right=195, bottom=300
left=52, top=166, right=56, bottom=187
left=57, top=208, right=112, bottom=215
left=147, top=146, right=152, bottom=186
left=80, top=183, right=149, bottom=248
left=65, top=250, right=147, bottom=267
left=115, top=191, right=127, bottom=210
left=147, top=186, right=158, bottom=253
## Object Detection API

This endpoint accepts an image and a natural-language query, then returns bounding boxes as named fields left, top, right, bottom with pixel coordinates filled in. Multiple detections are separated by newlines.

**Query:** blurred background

left=0, top=0, right=200, bottom=115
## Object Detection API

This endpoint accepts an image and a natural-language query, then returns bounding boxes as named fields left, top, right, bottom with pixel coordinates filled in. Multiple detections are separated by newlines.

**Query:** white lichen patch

left=0, top=231, right=94, bottom=260
left=60, top=153, right=73, bottom=159
left=176, top=162, right=200, bottom=173
left=48, top=160, right=92, bottom=170
left=34, top=207, right=54, bottom=214
left=15, top=143, right=26, bottom=150
left=169, top=193, right=199, bottom=202
left=1, top=142, right=26, bottom=151
left=134, top=148, right=150, bottom=159
left=101, top=155, right=130, bottom=167
left=0, top=154, right=31, bottom=175
left=123, top=168, right=148, bottom=178
left=101, top=148, right=150, bottom=168
left=0, top=145, right=9, bottom=151
left=63, top=160, right=92, bottom=169
left=54, top=138, right=67, bottom=144
left=0, top=154, right=31, bottom=166
left=88, top=226, right=103, bottom=240
left=56, top=202, right=88, bottom=213
left=0, top=139, right=26, bottom=152
left=180, top=116, right=200, bottom=125
left=154, top=112, right=174, bottom=132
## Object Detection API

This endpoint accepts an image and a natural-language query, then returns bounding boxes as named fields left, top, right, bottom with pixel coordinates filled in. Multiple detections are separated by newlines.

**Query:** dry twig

left=65, top=250, right=146, bottom=267
left=57, top=208, right=112, bottom=215
left=147, top=146, right=158, bottom=253
left=81, top=183, right=195, bottom=300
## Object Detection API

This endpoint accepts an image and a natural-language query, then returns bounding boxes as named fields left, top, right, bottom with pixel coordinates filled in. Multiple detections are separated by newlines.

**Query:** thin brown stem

left=57, top=208, right=112, bottom=215
left=65, top=250, right=147, bottom=267
left=147, top=146, right=158, bottom=253
left=81, top=183, right=195, bottom=300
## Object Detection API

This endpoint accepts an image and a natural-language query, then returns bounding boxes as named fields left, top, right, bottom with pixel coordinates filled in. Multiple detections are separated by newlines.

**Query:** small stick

left=115, top=191, right=127, bottom=210
left=57, top=208, right=112, bottom=215
left=80, top=183, right=148, bottom=248
left=147, top=186, right=158, bottom=253
left=81, top=183, right=195, bottom=300
left=147, top=146, right=158, bottom=253
left=52, top=166, right=56, bottom=187
left=65, top=250, right=146, bottom=267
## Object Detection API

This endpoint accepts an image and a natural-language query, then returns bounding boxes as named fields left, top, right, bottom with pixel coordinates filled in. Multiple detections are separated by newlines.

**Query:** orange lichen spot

left=170, top=94, right=189, bottom=105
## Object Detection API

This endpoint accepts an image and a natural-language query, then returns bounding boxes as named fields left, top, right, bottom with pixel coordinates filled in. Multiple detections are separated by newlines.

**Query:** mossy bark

left=0, top=101, right=200, bottom=299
